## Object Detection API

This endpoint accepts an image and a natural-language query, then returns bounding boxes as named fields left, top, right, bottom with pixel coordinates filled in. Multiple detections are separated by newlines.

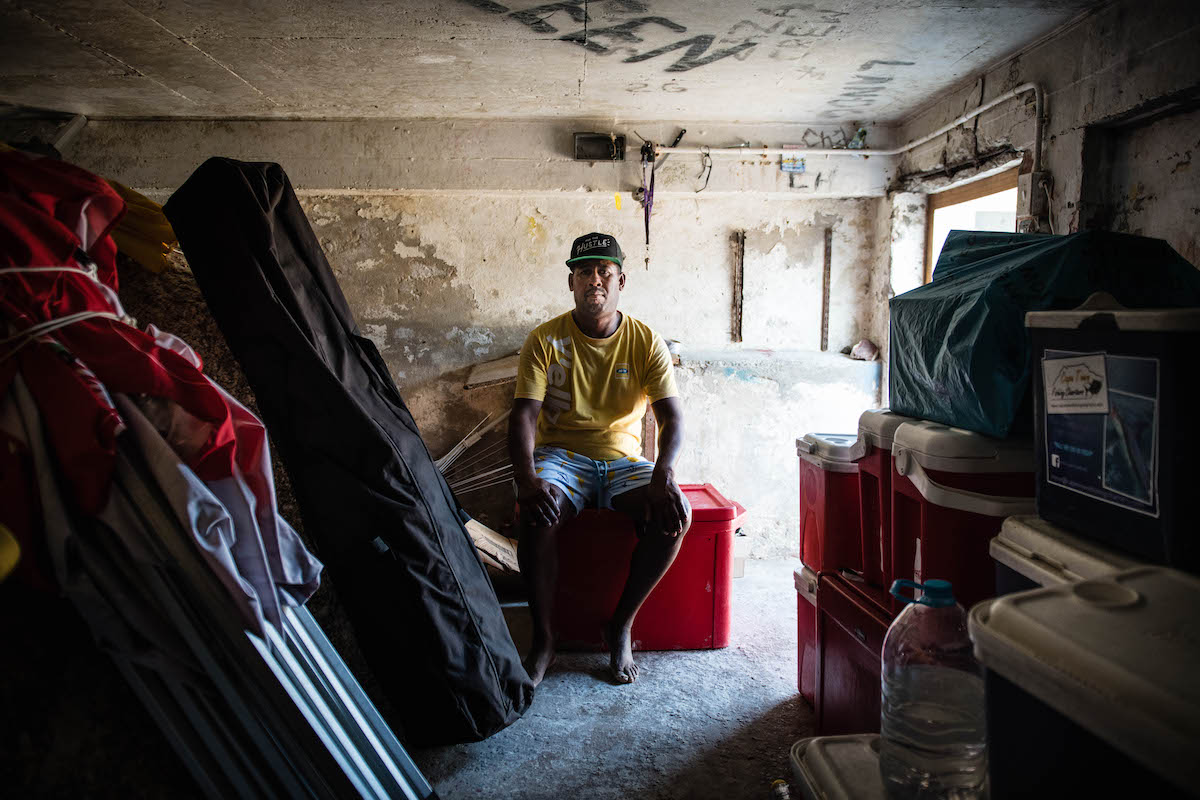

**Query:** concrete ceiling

left=1, top=0, right=1102, bottom=123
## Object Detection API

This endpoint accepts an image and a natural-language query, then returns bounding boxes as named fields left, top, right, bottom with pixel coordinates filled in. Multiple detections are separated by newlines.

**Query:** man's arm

left=646, top=396, right=688, bottom=536
left=509, top=398, right=562, bottom=528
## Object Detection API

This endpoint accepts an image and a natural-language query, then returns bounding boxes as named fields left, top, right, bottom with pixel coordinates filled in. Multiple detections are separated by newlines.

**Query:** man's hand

left=645, top=468, right=688, bottom=537
left=517, top=476, right=562, bottom=530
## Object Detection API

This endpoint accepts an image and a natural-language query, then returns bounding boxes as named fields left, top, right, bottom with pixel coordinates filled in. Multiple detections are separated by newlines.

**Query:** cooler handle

left=894, top=449, right=1036, bottom=517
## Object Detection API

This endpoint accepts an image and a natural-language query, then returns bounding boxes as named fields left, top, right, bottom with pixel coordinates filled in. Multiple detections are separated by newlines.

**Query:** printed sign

left=1043, top=355, right=1109, bottom=414
left=1042, top=351, right=1159, bottom=517
left=780, top=145, right=806, bottom=174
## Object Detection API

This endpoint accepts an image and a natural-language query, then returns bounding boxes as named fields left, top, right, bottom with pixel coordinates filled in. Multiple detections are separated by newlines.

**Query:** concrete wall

left=1078, top=106, right=1200, bottom=265
left=13, top=116, right=895, bottom=556
left=676, top=351, right=879, bottom=556
left=894, top=0, right=1199, bottom=264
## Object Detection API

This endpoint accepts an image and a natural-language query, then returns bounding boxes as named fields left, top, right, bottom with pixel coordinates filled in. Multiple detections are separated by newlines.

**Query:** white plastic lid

left=797, top=433, right=863, bottom=461
left=969, top=566, right=1200, bottom=793
left=857, top=409, right=915, bottom=450
left=795, top=566, right=818, bottom=605
left=790, top=735, right=884, bottom=800
left=990, top=515, right=1137, bottom=586
left=892, top=420, right=1034, bottom=474
left=797, top=434, right=863, bottom=472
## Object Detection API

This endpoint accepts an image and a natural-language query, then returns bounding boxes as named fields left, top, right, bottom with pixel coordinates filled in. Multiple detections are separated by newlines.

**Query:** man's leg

left=517, top=486, right=577, bottom=687
left=605, top=486, right=693, bottom=683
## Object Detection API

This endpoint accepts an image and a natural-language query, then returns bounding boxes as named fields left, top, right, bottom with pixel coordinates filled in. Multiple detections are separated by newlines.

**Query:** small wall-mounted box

left=573, top=132, right=625, bottom=161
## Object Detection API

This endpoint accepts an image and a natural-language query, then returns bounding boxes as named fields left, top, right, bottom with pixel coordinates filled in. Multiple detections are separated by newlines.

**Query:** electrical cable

left=696, top=146, right=713, bottom=193
left=1043, top=182, right=1056, bottom=235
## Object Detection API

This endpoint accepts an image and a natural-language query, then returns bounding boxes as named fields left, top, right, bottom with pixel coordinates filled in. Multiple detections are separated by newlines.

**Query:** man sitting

left=508, top=231, right=691, bottom=687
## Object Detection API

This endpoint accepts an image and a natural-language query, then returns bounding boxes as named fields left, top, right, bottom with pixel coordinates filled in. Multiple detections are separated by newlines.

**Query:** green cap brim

left=565, top=255, right=623, bottom=268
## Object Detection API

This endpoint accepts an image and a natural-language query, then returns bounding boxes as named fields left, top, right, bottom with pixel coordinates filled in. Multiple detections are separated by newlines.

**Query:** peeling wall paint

left=7, top=117, right=893, bottom=555
left=1080, top=107, right=1200, bottom=266
left=896, top=0, right=1199, bottom=265
left=298, top=189, right=888, bottom=554
left=297, top=191, right=885, bottom=484
left=60, top=118, right=896, bottom=198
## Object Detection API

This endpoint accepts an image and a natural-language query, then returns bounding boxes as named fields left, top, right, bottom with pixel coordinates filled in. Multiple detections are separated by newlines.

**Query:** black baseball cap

left=566, top=232, right=624, bottom=269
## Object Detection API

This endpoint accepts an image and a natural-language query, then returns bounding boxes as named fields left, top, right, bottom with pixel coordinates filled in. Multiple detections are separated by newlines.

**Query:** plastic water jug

left=879, top=579, right=986, bottom=799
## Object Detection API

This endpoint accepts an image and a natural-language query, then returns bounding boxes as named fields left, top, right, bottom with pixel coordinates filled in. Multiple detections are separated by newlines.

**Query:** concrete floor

left=412, top=558, right=813, bottom=800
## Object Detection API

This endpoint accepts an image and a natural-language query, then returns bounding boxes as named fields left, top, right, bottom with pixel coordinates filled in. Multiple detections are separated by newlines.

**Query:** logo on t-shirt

left=543, top=335, right=574, bottom=424
left=614, top=363, right=630, bottom=380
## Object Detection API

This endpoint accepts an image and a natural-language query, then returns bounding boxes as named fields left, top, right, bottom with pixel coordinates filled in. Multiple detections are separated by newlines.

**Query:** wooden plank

left=464, top=353, right=520, bottom=389
left=927, top=167, right=1018, bottom=211
left=821, top=227, right=832, bottom=352
left=732, top=230, right=745, bottom=343
left=641, top=403, right=657, bottom=462
left=464, top=519, right=519, bottom=573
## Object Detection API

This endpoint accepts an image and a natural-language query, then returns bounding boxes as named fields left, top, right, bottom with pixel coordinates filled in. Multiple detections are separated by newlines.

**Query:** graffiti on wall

left=825, top=59, right=915, bottom=117
left=457, top=1, right=855, bottom=74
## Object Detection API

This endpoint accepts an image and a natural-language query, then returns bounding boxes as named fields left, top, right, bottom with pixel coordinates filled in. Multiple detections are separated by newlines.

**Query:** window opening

left=924, top=169, right=1018, bottom=283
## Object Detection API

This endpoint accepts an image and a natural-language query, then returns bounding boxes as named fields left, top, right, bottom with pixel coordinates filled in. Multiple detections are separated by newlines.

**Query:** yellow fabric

left=516, top=312, right=677, bottom=460
left=0, top=524, right=20, bottom=583
left=105, top=179, right=177, bottom=274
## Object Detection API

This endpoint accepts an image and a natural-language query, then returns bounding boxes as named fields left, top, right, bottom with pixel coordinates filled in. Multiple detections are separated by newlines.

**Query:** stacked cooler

left=961, top=303, right=1200, bottom=796
left=796, top=414, right=1038, bottom=735
left=790, top=231, right=1200, bottom=796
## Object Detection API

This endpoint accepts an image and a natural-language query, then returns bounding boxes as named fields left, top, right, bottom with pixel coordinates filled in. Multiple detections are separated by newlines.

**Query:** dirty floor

left=412, top=558, right=812, bottom=800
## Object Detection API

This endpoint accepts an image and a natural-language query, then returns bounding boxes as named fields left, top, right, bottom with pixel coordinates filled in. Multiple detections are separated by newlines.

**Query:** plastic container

left=880, top=579, right=987, bottom=800
left=790, top=735, right=885, bottom=800
left=552, top=483, right=744, bottom=650
left=797, top=433, right=863, bottom=574
left=890, top=421, right=1035, bottom=610
left=795, top=566, right=819, bottom=707
left=1028, top=304, right=1200, bottom=573
left=990, top=514, right=1137, bottom=594
left=856, top=409, right=916, bottom=590
left=969, top=566, right=1200, bottom=798
left=815, top=574, right=892, bottom=736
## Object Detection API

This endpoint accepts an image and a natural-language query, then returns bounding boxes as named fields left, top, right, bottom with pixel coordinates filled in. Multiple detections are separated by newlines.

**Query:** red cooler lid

left=681, top=483, right=744, bottom=522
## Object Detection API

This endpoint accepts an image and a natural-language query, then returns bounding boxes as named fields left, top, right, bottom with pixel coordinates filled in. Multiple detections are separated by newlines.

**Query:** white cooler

left=991, top=514, right=1138, bottom=594
left=790, top=734, right=884, bottom=800
left=970, top=566, right=1200, bottom=798
left=889, top=420, right=1036, bottom=610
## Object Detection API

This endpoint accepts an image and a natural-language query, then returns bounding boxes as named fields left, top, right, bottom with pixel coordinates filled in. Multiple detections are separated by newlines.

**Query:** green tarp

left=889, top=230, right=1200, bottom=438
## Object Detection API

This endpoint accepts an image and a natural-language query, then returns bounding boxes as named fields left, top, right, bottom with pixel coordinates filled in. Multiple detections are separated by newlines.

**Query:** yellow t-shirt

left=515, top=312, right=678, bottom=461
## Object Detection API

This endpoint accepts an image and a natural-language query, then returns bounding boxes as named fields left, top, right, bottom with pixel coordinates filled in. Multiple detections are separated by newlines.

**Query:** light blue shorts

left=532, top=446, right=656, bottom=513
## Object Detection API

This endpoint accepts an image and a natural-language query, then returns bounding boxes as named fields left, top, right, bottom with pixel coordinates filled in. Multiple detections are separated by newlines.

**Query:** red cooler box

left=890, top=421, right=1036, bottom=610
left=856, top=409, right=916, bottom=590
left=795, top=565, right=819, bottom=707
left=553, top=483, right=745, bottom=651
left=797, top=433, right=863, bottom=574
left=815, top=574, right=892, bottom=736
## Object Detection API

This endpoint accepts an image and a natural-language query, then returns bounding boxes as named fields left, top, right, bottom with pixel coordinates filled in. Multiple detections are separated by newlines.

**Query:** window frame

left=924, top=168, right=1019, bottom=283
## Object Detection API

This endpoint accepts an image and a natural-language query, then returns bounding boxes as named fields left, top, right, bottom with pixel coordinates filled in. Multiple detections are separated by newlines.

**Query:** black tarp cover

left=163, top=158, right=533, bottom=745
left=890, top=229, right=1200, bottom=438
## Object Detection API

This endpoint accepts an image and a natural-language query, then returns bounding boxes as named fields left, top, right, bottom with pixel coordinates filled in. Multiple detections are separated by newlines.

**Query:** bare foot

left=604, top=620, right=639, bottom=684
left=523, top=635, right=556, bottom=687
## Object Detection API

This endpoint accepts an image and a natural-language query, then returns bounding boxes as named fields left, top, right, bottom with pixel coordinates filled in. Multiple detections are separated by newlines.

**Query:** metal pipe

left=654, top=83, right=1043, bottom=170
